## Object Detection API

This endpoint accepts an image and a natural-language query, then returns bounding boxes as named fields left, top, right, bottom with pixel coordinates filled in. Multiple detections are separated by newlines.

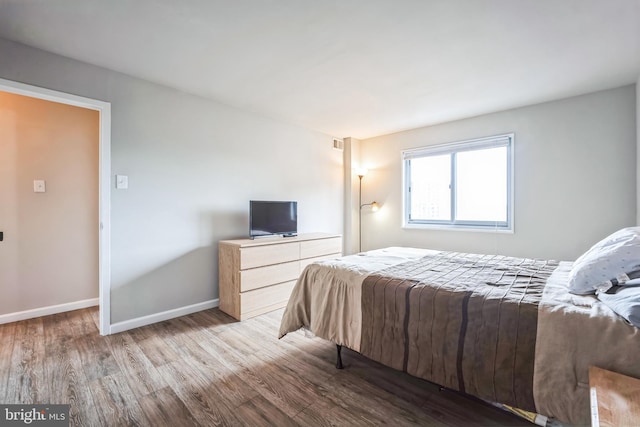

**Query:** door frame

left=0, top=78, right=111, bottom=335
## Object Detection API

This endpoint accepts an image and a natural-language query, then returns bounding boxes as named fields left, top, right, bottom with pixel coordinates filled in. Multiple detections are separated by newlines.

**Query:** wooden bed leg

left=336, top=344, right=344, bottom=369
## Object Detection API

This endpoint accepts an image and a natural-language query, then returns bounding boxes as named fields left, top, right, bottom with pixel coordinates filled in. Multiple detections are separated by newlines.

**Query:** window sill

left=402, top=223, right=514, bottom=234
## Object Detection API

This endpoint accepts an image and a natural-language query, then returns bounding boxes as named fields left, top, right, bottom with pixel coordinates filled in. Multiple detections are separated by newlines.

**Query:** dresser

left=218, top=233, right=342, bottom=320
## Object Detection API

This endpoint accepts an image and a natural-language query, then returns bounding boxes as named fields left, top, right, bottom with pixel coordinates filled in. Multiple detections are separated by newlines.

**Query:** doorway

left=0, top=78, right=111, bottom=335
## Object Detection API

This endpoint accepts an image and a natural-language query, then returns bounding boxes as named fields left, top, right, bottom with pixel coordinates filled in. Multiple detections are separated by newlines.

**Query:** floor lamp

left=357, top=169, right=378, bottom=252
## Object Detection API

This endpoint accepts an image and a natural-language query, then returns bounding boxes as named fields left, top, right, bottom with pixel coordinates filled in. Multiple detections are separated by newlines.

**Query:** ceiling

left=0, top=0, right=639, bottom=139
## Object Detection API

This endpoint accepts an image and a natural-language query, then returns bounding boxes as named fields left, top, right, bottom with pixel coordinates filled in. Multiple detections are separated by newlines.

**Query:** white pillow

left=597, top=286, right=640, bottom=328
left=568, top=227, right=640, bottom=295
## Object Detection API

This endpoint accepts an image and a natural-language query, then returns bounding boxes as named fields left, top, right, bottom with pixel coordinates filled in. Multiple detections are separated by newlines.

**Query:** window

left=403, top=134, right=513, bottom=230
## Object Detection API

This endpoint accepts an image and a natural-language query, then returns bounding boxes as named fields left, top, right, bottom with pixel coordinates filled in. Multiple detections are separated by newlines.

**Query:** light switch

left=115, top=175, right=128, bottom=189
left=33, top=180, right=46, bottom=193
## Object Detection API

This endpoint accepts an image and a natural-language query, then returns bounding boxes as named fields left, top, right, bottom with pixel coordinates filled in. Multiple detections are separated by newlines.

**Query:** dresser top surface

left=219, top=232, right=341, bottom=248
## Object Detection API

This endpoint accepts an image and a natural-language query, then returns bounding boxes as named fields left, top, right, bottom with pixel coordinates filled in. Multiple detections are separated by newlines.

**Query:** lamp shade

left=356, top=168, right=368, bottom=178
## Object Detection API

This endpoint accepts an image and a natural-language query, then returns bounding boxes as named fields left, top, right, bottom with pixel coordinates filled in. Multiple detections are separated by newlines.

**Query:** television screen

left=250, top=201, right=297, bottom=238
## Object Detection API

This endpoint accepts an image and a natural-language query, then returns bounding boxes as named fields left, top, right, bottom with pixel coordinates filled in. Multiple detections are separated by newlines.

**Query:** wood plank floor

left=0, top=307, right=532, bottom=426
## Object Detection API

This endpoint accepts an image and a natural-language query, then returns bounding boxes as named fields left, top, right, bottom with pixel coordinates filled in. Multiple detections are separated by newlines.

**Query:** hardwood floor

left=0, top=307, right=532, bottom=426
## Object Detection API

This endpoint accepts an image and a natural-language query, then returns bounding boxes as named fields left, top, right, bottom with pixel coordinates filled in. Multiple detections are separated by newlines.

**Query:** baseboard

left=109, top=299, right=219, bottom=334
left=0, top=298, right=99, bottom=325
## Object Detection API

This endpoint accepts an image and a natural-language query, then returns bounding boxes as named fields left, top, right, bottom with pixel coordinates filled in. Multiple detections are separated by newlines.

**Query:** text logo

left=0, top=405, right=69, bottom=426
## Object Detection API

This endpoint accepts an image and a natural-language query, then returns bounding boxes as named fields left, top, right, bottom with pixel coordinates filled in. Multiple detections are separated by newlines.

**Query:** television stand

left=250, top=233, right=298, bottom=240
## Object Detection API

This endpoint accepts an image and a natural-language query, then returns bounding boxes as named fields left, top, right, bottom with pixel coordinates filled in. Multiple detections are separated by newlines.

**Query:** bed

left=278, top=237, right=640, bottom=426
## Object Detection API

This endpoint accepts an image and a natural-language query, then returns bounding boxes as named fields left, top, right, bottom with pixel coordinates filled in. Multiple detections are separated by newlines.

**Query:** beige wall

left=0, top=91, right=98, bottom=315
left=0, top=38, right=344, bottom=324
left=360, top=85, right=637, bottom=261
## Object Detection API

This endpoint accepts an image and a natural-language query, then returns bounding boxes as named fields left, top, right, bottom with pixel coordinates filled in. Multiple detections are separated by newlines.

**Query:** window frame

left=402, top=133, right=514, bottom=232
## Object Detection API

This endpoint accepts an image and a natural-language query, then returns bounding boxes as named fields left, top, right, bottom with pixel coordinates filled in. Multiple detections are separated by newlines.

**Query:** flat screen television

left=250, top=200, right=297, bottom=238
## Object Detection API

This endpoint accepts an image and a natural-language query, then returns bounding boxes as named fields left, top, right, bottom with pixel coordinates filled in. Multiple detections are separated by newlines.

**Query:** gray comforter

left=360, top=252, right=557, bottom=413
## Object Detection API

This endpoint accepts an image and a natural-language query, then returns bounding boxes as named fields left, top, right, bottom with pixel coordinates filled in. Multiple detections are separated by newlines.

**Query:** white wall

left=360, top=86, right=637, bottom=261
left=637, top=77, right=640, bottom=225
left=0, top=38, right=343, bottom=324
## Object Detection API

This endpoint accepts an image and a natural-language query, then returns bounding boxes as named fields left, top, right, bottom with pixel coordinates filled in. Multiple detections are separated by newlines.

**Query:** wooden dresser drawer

left=240, top=261, right=300, bottom=292
left=240, top=242, right=300, bottom=269
left=300, top=254, right=340, bottom=271
left=300, top=237, right=342, bottom=259
left=240, top=280, right=297, bottom=319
